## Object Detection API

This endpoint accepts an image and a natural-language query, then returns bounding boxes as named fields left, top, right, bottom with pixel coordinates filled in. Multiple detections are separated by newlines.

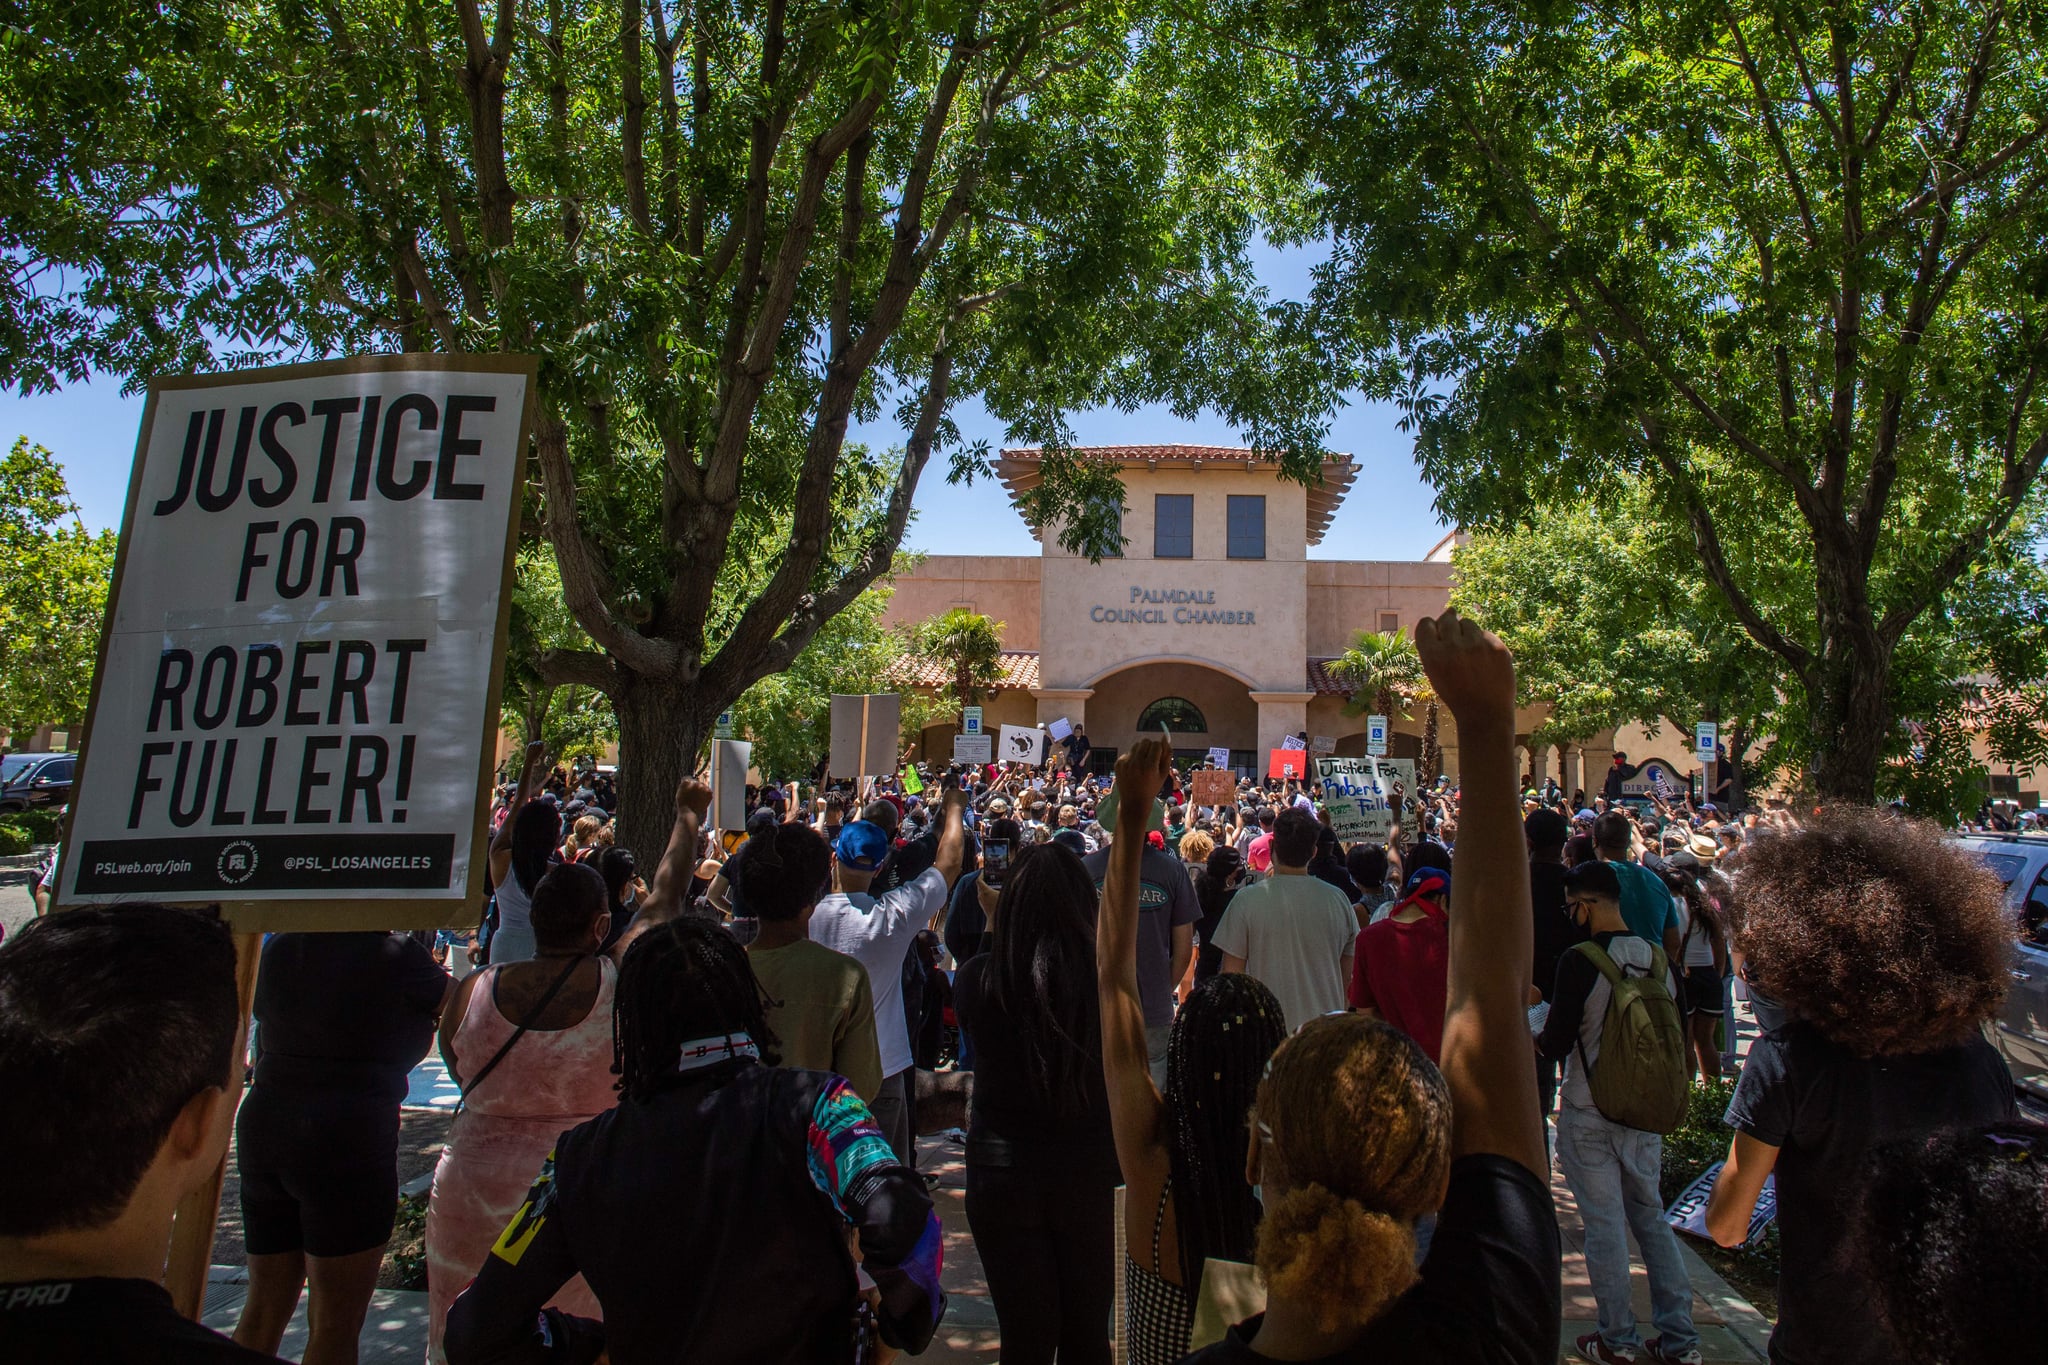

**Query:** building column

left=1248, top=691, right=1315, bottom=764
left=1529, top=743, right=1550, bottom=789
left=1560, top=743, right=1584, bottom=802
left=1032, top=688, right=1092, bottom=730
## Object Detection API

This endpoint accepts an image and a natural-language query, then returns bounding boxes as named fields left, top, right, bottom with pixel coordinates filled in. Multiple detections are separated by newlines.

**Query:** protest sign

left=1280, top=734, right=1307, bottom=751
left=901, top=764, right=925, bottom=796
left=1311, top=735, right=1335, bottom=755
left=1096, top=788, right=1166, bottom=834
left=1190, top=770, right=1236, bottom=807
left=830, top=693, right=900, bottom=777
left=57, top=355, right=533, bottom=927
left=711, top=739, right=752, bottom=830
left=1315, top=756, right=1416, bottom=841
left=1047, top=717, right=1073, bottom=742
left=1666, top=1161, right=1775, bottom=1248
left=1268, top=749, right=1308, bottom=781
left=1205, top=745, right=1231, bottom=769
left=953, top=734, right=993, bottom=765
left=1000, top=723, right=1047, bottom=765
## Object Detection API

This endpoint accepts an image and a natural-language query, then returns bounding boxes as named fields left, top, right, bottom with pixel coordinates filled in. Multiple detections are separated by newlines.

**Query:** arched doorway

left=1084, top=661, right=1257, bottom=771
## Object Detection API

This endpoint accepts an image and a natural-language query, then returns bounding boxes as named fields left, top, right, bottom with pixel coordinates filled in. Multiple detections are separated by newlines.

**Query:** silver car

left=1956, top=834, right=2048, bottom=1105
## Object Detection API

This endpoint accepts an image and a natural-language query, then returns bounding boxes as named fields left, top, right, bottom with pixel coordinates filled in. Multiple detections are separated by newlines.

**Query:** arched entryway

left=1084, top=660, right=1258, bottom=770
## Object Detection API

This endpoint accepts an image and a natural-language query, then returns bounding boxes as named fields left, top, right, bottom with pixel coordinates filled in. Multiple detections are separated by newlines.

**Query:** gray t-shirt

left=1083, top=845, right=1201, bottom=1028
left=1210, top=872, right=1357, bottom=1032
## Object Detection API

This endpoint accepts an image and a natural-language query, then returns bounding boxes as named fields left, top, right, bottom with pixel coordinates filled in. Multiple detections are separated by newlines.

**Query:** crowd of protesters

left=3, top=611, right=2045, bottom=1365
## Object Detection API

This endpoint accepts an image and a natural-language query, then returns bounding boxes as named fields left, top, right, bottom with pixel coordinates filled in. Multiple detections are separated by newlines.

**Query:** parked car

left=0, top=752, right=76, bottom=814
left=1955, top=833, right=2048, bottom=1106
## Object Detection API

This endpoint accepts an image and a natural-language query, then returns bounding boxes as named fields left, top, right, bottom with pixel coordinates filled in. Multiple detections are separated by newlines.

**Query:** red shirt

left=1348, top=910, right=1450, bottom=1064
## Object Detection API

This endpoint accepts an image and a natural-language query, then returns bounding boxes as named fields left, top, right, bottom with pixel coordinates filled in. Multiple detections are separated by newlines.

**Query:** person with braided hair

left=444, top=780, right=946, bottom=1365
left=1100, top=735, right=1289, bottom=1365
left=1181, top=608, right=1560, bottom=1365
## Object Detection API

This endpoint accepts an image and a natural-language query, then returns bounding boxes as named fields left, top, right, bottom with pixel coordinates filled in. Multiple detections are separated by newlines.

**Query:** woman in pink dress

left=425, top=862, right=621, bottom=1363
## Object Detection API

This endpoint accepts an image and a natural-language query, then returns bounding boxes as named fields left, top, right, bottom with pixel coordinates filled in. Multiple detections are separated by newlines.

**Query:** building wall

left=1085, top=661, right=1263, bottom=756
left=1039, top=467, right=1310, bottom=693
left=1305, top=560, right=1454, bottom=656
left=884, top=555, right=1043, bottom=650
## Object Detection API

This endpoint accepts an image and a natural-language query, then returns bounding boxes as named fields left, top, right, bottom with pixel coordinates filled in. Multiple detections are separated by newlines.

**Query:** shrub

left=2, top=809, right=63, bottom=844
left=386, top=1192, right=429, bottom=1290
left=0, top=824, right=31, bottom=857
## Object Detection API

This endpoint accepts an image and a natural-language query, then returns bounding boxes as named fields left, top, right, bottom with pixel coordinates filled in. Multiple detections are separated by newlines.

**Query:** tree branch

left=534, top=647, right=621, bottom=695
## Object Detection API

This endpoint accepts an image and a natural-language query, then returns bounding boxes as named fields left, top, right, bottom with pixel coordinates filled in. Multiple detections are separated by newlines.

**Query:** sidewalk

left=201, top=1137, right=1771, bottom=1365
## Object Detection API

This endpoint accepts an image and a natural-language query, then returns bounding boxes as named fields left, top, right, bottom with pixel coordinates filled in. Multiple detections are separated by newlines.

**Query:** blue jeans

left=1556, top=1104, right=1698, bottom=1355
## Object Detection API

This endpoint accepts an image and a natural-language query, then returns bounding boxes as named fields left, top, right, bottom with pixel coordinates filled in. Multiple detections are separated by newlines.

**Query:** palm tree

left=1416, top=682, right=1443, bottom=786
left=1334, top=628, right=1422, bottom=721
left=911, top=608, right=1006, bottom=712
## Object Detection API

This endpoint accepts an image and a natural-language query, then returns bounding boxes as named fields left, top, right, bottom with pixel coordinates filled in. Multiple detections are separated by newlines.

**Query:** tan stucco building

left=884, top=445, right=1685, bottom=795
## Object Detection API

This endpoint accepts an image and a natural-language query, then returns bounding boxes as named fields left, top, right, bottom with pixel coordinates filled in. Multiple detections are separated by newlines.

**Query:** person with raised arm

left=487, top=741, right=561, bottom=964
left=1099, top=736, right=1288, bottom=1365
left=1179, top=609, right=1560, bottom=1365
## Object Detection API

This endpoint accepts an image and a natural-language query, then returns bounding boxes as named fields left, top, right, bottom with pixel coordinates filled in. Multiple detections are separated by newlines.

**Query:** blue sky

left=0, top=242, right=1453, bottom=561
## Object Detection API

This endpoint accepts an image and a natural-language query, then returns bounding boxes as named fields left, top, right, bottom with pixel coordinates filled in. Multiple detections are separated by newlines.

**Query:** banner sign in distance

left=59, top=355, right=533, bottom=911
left=1316, top=756, right=1417, bottom=842
left=1190, top=769, right=1237, bottom=807
left=952, top=734, right=993, bottom=765
left=1205, top=746, right=1231, bottom=769
left=999, top=724, right=1047, bottom=766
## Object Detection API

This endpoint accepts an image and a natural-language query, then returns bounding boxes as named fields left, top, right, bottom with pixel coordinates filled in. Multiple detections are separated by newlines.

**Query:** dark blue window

left=1155, top=494, right=1193, bottom=558
left=1227, top=495, right=1266, bottom=559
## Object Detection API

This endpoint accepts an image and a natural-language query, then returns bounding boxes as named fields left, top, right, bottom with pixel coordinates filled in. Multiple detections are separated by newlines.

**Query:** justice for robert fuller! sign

left=58, top=355, right=532, bottom=907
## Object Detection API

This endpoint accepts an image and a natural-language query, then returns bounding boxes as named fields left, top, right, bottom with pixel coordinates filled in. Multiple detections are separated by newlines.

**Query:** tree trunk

left=1805, top=632, right=1893, bottom=802
left=611, top=672, right=708, bottom=867
left=1727, top=718, right=1749, bottom=811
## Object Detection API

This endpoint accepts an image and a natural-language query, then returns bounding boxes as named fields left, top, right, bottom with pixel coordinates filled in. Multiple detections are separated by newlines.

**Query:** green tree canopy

left=0, top=439, right=117, bottom=744
left=5, top=0, right=1339, bottom=854
left=1333, top=627, right=1420, bottom=720
left=910, top=606, right=1005, bottom=711
left=1286, top=0, right=2048, bottom=800
left=502, top=547, right=618, bottom=763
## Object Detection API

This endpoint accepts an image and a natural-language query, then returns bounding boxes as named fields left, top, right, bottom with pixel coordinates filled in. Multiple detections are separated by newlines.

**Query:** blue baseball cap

left=834, top=821, right=891, bottom=871
left=1403, top=867, right=1450, bottom=899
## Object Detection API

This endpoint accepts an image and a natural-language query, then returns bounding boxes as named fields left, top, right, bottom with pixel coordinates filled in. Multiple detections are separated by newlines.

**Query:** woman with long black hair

left=1099, top=738, right=1288, bottom=1365
left=486, top=742, right=561, bottom=965
left=954, top=840, right=1121, bottom=1364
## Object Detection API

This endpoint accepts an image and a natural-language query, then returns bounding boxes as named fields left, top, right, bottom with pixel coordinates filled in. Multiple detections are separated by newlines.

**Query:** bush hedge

left=0, top=824, right=32, bottom=857
left=0, top=809, right=63, bottom=844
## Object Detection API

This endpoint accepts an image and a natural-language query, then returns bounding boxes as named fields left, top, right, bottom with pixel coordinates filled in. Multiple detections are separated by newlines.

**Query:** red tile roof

left=893, top=649, right=1042, bottom=691
left=992, top=445, right=1358, bottom=545
left=895, top=652, right=1353, bottom=698
left=1307, top=657, right=1355, bottom=696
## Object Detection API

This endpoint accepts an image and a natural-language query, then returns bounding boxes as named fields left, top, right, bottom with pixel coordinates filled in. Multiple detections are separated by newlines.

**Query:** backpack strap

left=1571, top=938, right=1625, bottom=987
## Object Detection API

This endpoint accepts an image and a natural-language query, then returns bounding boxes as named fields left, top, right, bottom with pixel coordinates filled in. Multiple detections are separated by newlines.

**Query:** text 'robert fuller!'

left=122, top=390, right=502, bottom=831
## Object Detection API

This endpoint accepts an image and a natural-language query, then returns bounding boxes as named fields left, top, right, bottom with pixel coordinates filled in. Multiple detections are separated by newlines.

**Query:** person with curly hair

left=1181, top=609, right=1560, bottom=1364
left=1845, top=1119, right=2048, bottom=1365
left=1705, top=806, right=2016, bottom=1365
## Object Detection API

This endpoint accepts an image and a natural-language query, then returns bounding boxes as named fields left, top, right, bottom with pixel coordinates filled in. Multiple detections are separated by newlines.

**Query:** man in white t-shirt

left=1212, top=806, right=1357, bottom=1031
left=809, top=787, right=967, bottom=1162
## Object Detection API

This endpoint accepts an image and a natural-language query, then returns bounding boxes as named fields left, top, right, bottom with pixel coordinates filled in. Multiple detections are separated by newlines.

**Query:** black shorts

left=235, top=1084, right=401, bottom=1258
left=1682, top=965, right=1724, bottom=1017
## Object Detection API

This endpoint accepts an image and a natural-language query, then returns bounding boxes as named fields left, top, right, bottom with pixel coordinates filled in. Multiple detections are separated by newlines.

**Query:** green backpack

left=1571, top=940, right=1689, bottom=1134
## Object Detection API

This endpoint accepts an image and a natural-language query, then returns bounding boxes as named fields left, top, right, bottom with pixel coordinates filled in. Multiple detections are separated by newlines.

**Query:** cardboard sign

left=1666, top=1161, right=1775, bottom=1248
left=56, top=355, right=533, bottom=924
left=1048, top=717, right=1073, bottom=742
left=1205, top=746, right=1231, bottom=769
left=1191, top=769, right=1237, bottom=808
left=1281, top=734, right=1307, bottom=751
left=1311, top=735, right=1335, bottom=755
left=999, top=723, right=1047, bottom=766
left=830, top=693, right=901, bottom=777
left=961, top=705, right=983, bottom=736
left=711, top=738, right=752, bottom=830
left=1316, top=756, right=1416, bottom=841
left=900, top=764, right=925, bottom=796
left=1268, top=749, right=1307, bottom=781
left=953, top=733, right=993, bottom=765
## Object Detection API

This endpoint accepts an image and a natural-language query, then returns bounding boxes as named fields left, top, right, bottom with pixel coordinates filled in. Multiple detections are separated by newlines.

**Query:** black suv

left=0, top=752, right=76, bottom=814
